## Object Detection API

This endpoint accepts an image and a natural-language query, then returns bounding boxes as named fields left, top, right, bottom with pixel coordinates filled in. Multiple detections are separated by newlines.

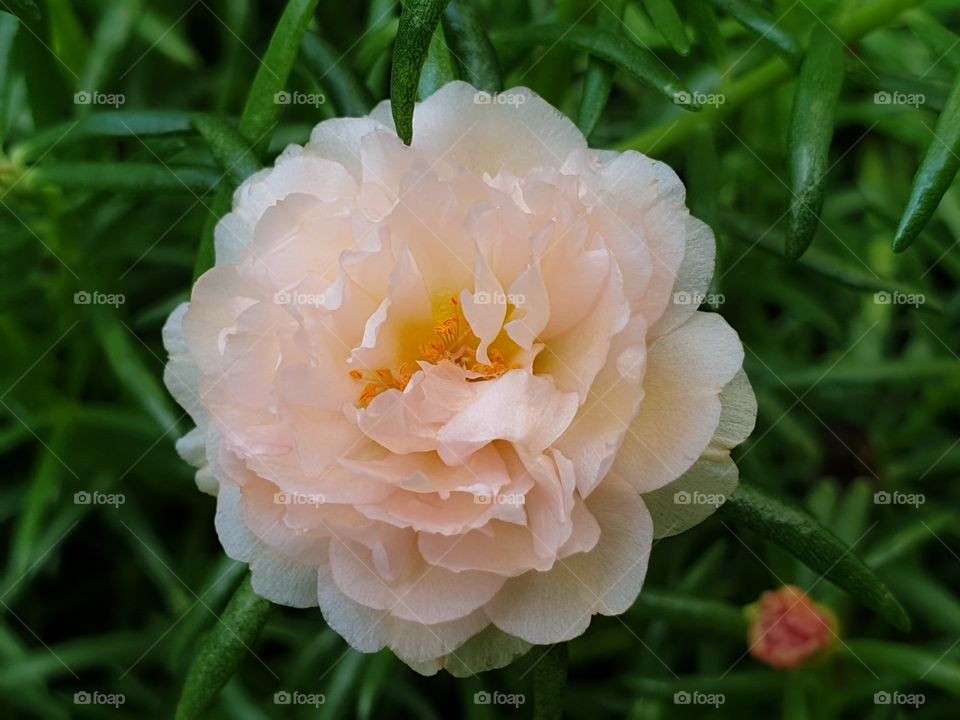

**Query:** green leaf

left=722, top=213, right=942, bottom=311
left=843, top=640, right=960, bottom=695
left=686, top=123, right=719, bottom=228
left=577, top=0, right=625, bottom=138
left=905, top=10, right=960, bottom=71
left=0, top=11, right=21, bottom=144
left=317, top=650, right=365, bottom=719
left=237, top=0, right=321, bottom=156
left=708, top=0, right=802, bottom=66
left=90, top=310, right=181, bottom=433
left=193, top=185, right=233, bottom=280
left=882, top=567, right=960, bottom=636
left=687, top=0, right=726, bottom=63
left=391, top=0, right=452, bottom=144
left=301, top=32, right=376, bottom=117
left=26, top=163, right=220, bottom=194
left=533, top=643, right=567, bottom=720
left=136, top=10, right=202, bottom=69
left=865, top=511, right=955, bottom=568
left=2, top=0, right=40, bottom=22
left=45, top=0, right=89, bottom=86
left=192, top=115, right=262, bottom=187
left=418, top=23, right=458, bottom=99
left=628, top=672, right=784, bottom=701
left=9, top=415, right=73, bottom=578
left=357, top=651, right=395, bottom=720
left=719, top=483, right=911, bottom=630
left=79, top=0, right=140, bottom=95
left=441, top=0, right=502, bottom=92
left=11, top=110, right=195, bottom=164
left=893, top=70, right=960, bottom=251
left=0, top=632, right=146, bottom=686
left=174, top=574, right=272, bottom=720
left=617, top=0, right=923, bottom=154
left=633, top=589, right=746, bottom=639
left=493, top=24, right=698, bottom=109
left=642, top=0, right=691, bottom=56
left=786, top=25, right=845, bottom=259
left=355, top=12, right=399, bottom=76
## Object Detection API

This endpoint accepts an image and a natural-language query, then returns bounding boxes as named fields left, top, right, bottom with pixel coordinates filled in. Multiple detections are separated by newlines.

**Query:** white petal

left=554, top=316, right=647, bottom=497
left=162, top=302, right=205, bottom=424
left=317, top=560, right=489, bottom=665
left=215, top=149, right=357, bottom=264
left=407, top=625, right=532, bottom=677
left=649, top=216, right=716, bottom=340
left=436, top=370, right=579, bottom=464
left=612, top=312, right=744, bottom=493
left=307, top=116, right=392, bottom=179
left=328, top=538, right=505, bottom=624
left=642, top=369, right=757, bottom=537
left=485, top=474, right=652, bottom=644
left=214, top=482, right=320, bottom=608
left=382, top=82, right=587, bottom=175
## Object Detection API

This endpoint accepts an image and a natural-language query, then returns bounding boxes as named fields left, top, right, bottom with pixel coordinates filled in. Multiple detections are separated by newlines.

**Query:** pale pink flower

left=747, top=585, right=837, bottom=669
left=163, top=82, right=756, bottom=674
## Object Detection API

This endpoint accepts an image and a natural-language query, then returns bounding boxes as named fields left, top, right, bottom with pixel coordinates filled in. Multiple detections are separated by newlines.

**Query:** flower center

left=350, top=294, right=515, bottom=407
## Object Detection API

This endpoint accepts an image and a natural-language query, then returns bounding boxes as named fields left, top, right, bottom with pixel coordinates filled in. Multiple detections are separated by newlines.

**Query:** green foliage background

left=1, top=0, right=959, bottom=717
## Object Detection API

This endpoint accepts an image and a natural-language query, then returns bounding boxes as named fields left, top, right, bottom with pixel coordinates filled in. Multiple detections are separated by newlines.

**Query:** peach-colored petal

left=407, top=624, right=532, bottom=677
left=612, top=312, right=745, bottom=493
left=554, top=316, right=647, bottom=497
left=436, top=370, right=579, bottom=464
left=485, top=473, right=652, bottom=644
left=328, top=538, right=505, bottom=624
left=379, top=82, right=587, bottom=176
left=641, top=369, right=757, bottom=537
left=316, top=560, right=490, bottom=663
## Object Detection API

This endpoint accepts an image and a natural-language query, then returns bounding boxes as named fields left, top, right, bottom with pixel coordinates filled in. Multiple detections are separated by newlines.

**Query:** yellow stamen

left=350, top=292, right=517, bottom=405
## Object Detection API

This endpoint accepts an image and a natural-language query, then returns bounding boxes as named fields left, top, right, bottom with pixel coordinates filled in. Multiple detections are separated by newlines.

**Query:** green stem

left=616, top=0, right=926, bottom=154
left=174, top=574, right=272, bottom=720
left=533, top=643, right=568, bottom=720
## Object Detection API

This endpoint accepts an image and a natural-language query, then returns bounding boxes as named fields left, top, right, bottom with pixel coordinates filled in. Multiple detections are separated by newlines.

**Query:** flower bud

left=747, top=585, right=837, bottom=669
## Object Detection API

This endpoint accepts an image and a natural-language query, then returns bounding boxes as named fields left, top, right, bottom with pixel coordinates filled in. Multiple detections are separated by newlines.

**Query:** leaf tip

left=884, top=594, right=912, bottom=631
left=891, top=225, right=917, bottom=253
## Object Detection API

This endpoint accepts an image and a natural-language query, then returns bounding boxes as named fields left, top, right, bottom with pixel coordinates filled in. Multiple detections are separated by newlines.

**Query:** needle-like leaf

left=3, top=0, right=40, bottom=22
left=493, top=23, right=698, bottom=108
left=577, top=0, right=625, bottom=138
left=720, top=483, right=911, bottom=631
left=786, top=25, right=845, bottom=259
left=301, top=32, right=376, bottom=117
left=441, top=0, right=502, bottom=92
left=893, top=71, right=960, bottom=251
left=708, top=0, right=802, bottom=66
left=643, top=0, right=691, bottom=56
left=192, top=115, right=262, bottom=187
left=391, top=0, right=452, bottom=144
left=237, top=0, right=321, bottom=156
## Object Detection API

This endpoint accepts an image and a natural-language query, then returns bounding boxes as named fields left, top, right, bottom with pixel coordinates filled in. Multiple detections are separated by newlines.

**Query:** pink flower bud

left=747, top=585, right=837, bottom=670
